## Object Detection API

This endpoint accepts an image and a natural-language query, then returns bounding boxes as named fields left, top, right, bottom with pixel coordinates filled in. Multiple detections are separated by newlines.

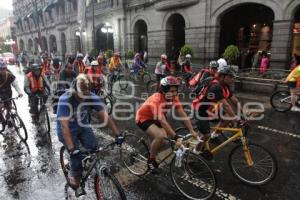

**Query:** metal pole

left=33, top=0, right=42, bottom=54
left=106, top=27, right=109, bottom=50
left=92, top=0, right=95, bottom=50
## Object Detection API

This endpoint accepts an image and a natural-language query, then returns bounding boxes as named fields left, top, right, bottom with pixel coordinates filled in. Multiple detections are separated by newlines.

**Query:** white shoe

left=210, top=132, right=219, bottom=139
left=291, top=107, right=300, bottom=112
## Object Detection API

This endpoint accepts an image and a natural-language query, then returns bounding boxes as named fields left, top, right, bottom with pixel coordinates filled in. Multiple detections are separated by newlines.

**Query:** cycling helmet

left=134, top=53, right=140, bottom=58
left=218, top=67, right=236, bottom=77
left=209, top=60, right=219, bottom=69
left=114, top=52, right=121, bottom=57
left=31, top=63, right=42, bottom=70
left=160, top=76, right=180, bottom=93
left=76, top=53, right=84, bottom=59
left=91, top=60, right=99, bottom=66
left=161, top=54, right=167, bottom=60
left=0, top=59, right=7, bottom=69
left=185, top=54, right=192, bottom=59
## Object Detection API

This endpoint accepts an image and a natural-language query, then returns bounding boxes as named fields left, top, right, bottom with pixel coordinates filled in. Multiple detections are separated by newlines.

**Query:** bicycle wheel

left=142, top=73, right=151, bottom=83
left=104, top=95, right=113, bottom=115
left=229, top=143, right=277, bottom=186
left=12, top=99, right=17, bottom=111
left=270, top=90, right=291, bottom=112
left=120, top=133, right=150, bottom=176
left=11, top=113, right=28, bottom=141
left=40, top=106, right=51, bottom=134
left=94, top=167, right=127, bottom=200
left=171, top=151, right=216, bottom=200
left=59, top=146, right=69, bottom=180
left=147, top=80, right=158, bottom=95
left=118, top=75, right=128, bottom=90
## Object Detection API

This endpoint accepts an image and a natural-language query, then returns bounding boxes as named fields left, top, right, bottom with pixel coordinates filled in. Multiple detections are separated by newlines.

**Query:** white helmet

left=161, top=54, right=167, bottom=60
left=185, top=54, right=192, bottom=59
left=91, top=60, right=99, bottom=66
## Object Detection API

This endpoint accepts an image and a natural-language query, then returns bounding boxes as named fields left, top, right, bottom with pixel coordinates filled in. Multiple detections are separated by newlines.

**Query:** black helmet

left=218, top=67, right=236, bottom=77
left=209, top=60, right=219, bottom=69
left=31, top=63, right=42, bottom=70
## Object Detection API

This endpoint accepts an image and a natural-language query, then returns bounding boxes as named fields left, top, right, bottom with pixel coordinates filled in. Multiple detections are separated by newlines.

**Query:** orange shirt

left=136, top=92, right=182, bottom=123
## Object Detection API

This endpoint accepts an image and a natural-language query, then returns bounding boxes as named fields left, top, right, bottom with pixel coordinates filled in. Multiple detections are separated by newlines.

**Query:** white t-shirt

left=155, top=61, right=166, bottom=75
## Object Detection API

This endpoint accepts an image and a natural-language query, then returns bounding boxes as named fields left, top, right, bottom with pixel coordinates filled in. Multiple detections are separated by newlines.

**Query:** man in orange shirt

left=136, top=76, right=197, bottom=173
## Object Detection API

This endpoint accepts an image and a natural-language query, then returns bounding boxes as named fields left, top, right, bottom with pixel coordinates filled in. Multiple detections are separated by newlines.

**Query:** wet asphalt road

left=0, top=65, right=299, bottom=200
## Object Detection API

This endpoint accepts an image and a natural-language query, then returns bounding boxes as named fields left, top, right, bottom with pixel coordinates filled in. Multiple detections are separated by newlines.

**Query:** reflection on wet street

left=0, top=65, right=299, bottom=200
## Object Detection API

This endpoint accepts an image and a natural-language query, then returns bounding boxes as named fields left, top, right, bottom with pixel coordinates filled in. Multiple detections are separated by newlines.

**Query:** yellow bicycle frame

left=205, top=126, right=254, bottom=166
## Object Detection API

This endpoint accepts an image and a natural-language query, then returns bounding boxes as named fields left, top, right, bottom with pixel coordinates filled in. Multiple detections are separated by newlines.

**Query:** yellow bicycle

left=175, top=121, right=277, bottom=186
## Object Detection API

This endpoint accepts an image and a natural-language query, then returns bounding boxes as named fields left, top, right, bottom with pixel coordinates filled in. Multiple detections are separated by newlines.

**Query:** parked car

left=2, top=52, right=16, bottom=64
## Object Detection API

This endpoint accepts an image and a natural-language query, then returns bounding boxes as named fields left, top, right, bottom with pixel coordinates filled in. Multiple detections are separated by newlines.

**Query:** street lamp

left=101, top=22, right=113, bottom=50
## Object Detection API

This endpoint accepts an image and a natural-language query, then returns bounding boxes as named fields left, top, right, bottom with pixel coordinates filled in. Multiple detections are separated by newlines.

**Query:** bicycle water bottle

left=175, top=149, right=183, bottom=167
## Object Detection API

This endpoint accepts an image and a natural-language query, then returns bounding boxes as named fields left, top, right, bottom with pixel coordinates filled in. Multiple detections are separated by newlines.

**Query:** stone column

left=270, top=20, right=293, bottom=70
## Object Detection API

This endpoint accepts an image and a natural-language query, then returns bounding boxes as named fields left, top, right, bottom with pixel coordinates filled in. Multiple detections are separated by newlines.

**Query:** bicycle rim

left=120, top=134, right=149, bottom=176
left=270, top=91, right=291, bottom=112
left=229, top=143, right=277, bottom=186
left=142, top=73, right=151, bottom=83
left=12, top=114, right=28, bottom=141
left=95, top=168, right=127, bottom=200
left=59, top=146, right=69, bottom=180
left=171, top=152, right=216, bottom=200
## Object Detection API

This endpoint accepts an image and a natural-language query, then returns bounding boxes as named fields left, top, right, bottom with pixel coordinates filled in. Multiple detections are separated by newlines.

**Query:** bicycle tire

left=270, top=90, right=291, bottom=112
left=12, top=99, right=17, bottom=111
left=146, top=80, right=157, bottom=95
left=118, top=75, right=128, bottom=90
left=104, top=95, right=113, bottom=115
left=94, top=168, right=127, bottom=200
left=59, top=146, right=69, bottom=180
left=120, top=133, right=150, bottom=176
left=40, top=106, right=51, bottom=134
left=171, top=151, right=216, bottom=200
left=142, top=73, right=151, bottom=83
left=11, top=113, right=28, bottom=141
left=229, top=143, right=277, bottom=186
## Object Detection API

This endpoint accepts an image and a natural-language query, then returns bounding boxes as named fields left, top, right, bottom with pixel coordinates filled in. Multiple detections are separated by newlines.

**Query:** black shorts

left=136, top=120, right=162, bottom=132
left=194, top=111, right=211, bottom=135
left=287, top=81, right=297, bottom=89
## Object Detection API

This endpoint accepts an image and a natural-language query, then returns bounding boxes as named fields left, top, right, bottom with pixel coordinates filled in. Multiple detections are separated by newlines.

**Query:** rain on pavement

left=0, top=65, right=299, bottom=200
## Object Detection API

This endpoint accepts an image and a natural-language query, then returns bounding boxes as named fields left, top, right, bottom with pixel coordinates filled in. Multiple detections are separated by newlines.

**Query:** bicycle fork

left=241, top=137, right=254, bottom=167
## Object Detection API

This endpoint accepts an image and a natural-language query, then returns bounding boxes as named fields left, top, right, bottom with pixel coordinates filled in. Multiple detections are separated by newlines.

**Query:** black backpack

left=193, top=76, right=214, bottom=95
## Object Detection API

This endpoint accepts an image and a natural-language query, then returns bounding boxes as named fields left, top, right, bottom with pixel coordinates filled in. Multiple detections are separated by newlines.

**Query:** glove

left=115, top=133, right=124, bottom=146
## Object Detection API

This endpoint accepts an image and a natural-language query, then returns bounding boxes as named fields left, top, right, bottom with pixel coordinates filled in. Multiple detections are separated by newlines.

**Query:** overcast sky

left=0, top=0, right=13, bottom=10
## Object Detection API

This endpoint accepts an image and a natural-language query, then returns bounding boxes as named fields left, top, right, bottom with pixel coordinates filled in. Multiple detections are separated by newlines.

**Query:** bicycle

left=120, top=132, right=216, bottom=200
left=0, top=97, right=28, bottom=141
left=34, top=94, right=50, bottom=134
left=60, top=141, right=127, bottom=199
left=270, top=89, right=300, bottom=112
left=129, top=67, right=151, bottom=83
left=107, top=71, right=129, bottom=95
left=175, top=120, right=277, bottom=186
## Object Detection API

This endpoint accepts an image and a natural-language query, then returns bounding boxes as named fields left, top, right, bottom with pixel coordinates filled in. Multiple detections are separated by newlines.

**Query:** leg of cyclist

left=290, top=87, right=300, bottom=111
left=58, top=131, right=82, bottom=188
left=194, top=111, right=211, bottom=152
left=29, top=95, right=39, bottom=122
left=4, top=101, right=13, bottom=127
left=78, top=127, right=98, bottom=151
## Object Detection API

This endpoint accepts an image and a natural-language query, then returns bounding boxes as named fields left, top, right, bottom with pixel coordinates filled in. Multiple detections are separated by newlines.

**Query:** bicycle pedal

left=75, top=187, right=86, bottom=197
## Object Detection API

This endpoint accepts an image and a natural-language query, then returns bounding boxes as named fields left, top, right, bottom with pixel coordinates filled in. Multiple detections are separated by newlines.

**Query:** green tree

left=222, top=45, right=240, bottom=64
left=180, top=45, right=193, bottom=57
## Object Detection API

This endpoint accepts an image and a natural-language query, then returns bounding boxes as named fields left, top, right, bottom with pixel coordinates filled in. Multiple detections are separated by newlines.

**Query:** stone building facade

left=13, top=0, right=300, bottom=69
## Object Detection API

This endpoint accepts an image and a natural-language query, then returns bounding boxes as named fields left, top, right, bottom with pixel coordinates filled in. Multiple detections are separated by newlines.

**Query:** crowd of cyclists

left=0, top=48, right=299, bottom=198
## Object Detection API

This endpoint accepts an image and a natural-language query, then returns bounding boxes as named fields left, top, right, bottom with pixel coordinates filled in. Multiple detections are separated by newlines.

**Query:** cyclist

left=192, top=67, right=242, bottom=151
left=136, top=76, right=197, bottom=173
left=56, top=74, right=124, bottom=188
left=73, top=53, right=86, bottom=74
left=24, top=63, right=50, bottom=122
left=108, top=52, right=123, bottom=83
left=0, top=60, right=23, bottom=127
left=59, top=63, right=77, bottom=88
left=189, top=60, right=219, bottom=88
left=155, top=54, right=173, bottom=90
left=85, top=60, right=104, bottom=94
left=284, top=56, right=300, bottom=112
left=41, top=54, right=51, bottom=77
left=181, top=54, right=193, bottom=84
left=51, top=57, right=61, bottom=81
left=131, top=53, right=146, bottom=81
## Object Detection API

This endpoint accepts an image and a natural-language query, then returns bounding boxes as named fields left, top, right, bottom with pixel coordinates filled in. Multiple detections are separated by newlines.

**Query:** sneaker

left=291, top=107, right=300, bottom=112
left=147, top=158, right=161, bottom=174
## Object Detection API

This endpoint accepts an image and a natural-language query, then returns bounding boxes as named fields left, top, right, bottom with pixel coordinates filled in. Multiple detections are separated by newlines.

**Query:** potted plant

left=222, top=45, right=240, bottom=72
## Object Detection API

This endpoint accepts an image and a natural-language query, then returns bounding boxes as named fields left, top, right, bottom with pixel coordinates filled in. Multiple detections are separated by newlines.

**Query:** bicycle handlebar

left=0, top=96, right=20, bottom=103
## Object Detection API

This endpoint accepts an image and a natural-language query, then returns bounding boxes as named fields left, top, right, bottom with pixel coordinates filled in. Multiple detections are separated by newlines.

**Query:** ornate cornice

left=154, top=0, right=200, bottom=11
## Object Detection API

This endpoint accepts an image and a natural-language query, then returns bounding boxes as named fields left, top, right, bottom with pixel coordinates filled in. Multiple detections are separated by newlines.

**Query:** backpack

left=193, top=76, right=214, bottom=95
left=189, top=67, right=209, bottom=86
